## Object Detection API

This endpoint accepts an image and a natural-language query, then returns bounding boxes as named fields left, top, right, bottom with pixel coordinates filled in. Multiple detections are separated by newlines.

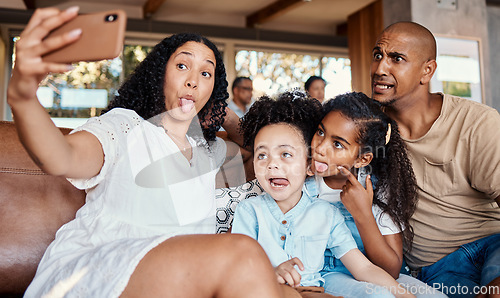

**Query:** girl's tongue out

left=314, top=161, right=329, bottom=173
left=180, top=98, right=194, bottom=113
left=270, top=178, right=289, bottom=187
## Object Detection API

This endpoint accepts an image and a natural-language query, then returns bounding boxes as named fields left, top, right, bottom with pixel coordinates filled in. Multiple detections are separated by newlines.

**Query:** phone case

left=42, top=10, right=127, bottom=63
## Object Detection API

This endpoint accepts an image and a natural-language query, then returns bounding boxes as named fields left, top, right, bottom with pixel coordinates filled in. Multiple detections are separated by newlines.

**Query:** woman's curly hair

left=102, top=33, right=229, bottom=143
left=240, top=90, right=322, bottom=152
left=322, top=92, right=418, bottom=249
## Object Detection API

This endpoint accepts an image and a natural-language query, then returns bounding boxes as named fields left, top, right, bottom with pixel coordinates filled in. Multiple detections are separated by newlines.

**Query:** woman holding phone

left=8, top=7, right=281, bottom=298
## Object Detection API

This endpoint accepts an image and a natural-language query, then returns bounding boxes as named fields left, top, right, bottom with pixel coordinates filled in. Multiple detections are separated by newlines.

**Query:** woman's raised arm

left=8, top=7, right=104, bottom=179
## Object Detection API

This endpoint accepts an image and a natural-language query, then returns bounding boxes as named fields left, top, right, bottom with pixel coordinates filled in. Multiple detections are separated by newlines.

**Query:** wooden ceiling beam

left=246, top=0, right=308, bottom=28
left=143, top=0, right=166, bottom=19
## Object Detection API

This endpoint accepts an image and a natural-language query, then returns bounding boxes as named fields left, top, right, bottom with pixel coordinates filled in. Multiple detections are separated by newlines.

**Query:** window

left=122, top=45, right=153, bottom=82
left=321, top=56, right=352, bottom=98
left=35, top=58, right=122, bottom=128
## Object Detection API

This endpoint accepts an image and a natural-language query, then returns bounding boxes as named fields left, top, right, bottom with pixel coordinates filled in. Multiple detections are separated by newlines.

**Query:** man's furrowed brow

left=388, top=51, right=407, bottom=57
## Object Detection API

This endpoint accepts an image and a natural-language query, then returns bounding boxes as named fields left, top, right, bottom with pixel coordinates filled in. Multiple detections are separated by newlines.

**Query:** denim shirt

left=232, top=190, right=356, bottom=287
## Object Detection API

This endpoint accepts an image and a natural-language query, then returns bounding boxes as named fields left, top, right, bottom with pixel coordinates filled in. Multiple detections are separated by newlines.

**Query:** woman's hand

left=8, top=6, right=81, bottom=104
left=274, top=257, right=304, bottom=287
left=338, top=166, right=374, bottom=221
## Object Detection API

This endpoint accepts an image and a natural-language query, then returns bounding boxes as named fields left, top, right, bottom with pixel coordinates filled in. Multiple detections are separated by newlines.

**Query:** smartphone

left=42, top=10, right=127, bottom=63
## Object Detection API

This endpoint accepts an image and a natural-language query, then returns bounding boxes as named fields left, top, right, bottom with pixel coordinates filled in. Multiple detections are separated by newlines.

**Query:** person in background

left=305, top=76, right=326, bottom=103
left=371, top=21, right=500, bottom=298
left=8, top=7, right=281, bottom=297
left=228, top=76, right=253, bottom=118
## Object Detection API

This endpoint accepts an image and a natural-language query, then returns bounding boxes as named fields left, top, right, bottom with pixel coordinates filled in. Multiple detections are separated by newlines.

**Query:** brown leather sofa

left=0, top=121, right=85, bottom=297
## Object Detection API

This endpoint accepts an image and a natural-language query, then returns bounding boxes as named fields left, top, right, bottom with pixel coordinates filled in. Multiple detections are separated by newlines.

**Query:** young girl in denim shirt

left=306, top=92, right=445, bottom=297
left=232, top=91, right=415, bottom=298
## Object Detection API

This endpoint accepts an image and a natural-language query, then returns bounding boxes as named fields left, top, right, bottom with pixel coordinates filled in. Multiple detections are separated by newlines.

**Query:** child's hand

left=274, top=257, right=304, bottom=287
left=338, top=166, right=374, bottom=220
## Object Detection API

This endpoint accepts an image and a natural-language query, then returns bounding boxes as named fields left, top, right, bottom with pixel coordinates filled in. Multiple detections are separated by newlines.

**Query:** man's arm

left=469, top=109, right=500, bottom=209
